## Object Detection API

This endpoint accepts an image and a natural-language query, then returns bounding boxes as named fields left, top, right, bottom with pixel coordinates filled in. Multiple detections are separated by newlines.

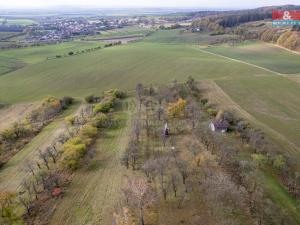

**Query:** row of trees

left=0, top=96, right=73, bottom=167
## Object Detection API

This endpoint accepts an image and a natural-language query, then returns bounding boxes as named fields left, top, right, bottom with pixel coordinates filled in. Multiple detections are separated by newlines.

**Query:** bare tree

left=177, top=159, right=190, bottom=192
left=126, top=177, right=156, bottom=225
left=25, top=161, right=36, bottom=177
left=38, top=149, right=50, bottom=170
left=153, top=157, right=170, bottom=200
left=18, top=195, right=32, bottom=215
left=186, top=102, right=201, bottom=129
left=132, top=119, right=141, bottom=143
left=156, top=107, right=164, bottom=121
left=136, top=83, right=144, bottom=110
left=142, top=159, right=157, bottom=182
left=46, top=146, right=57, bottom=164
left=121, top=153, right=130, bottom=169
left=171, top=172, right=180, bottom=197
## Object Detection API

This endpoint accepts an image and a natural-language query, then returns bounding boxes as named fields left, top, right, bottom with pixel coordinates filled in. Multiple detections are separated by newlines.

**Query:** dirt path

left=0, top=102, right=82, bottom=192
left=49, top=111, right=131, bottom=225
left=200, top=80, right=300, bottom=155
left=0, top=103, right=40, bottom=132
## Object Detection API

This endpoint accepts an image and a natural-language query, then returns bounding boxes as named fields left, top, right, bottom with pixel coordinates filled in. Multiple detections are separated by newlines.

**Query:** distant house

left=209, top=119, right=229, bottom=133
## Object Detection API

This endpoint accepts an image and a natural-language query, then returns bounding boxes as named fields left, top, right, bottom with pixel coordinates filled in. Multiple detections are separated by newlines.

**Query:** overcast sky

left=0, top=0, right=299, bottom=9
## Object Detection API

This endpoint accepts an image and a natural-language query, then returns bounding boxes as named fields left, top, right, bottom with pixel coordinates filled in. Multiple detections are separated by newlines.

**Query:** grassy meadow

left=0, top=18, right=37, bottom=26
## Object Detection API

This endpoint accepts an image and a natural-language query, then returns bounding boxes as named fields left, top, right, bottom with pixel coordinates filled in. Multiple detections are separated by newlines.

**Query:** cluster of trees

left=0, top=96, right=73, bottom=167
left=159, top=23, right=182, bottom=30
left=0, top=90, right=127, bottom=223
left=217, top=12, right=271, bottom=28
left=119, top=82, right=200, bottom=225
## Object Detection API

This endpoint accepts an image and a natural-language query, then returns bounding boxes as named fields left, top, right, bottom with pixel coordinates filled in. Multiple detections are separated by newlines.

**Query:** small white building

left=209, top=119, right=229, bottom=133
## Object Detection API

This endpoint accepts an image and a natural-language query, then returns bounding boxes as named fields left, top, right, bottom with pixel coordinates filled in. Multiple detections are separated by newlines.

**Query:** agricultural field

left=0, top=18, right=37, bottom=25
left=0, top=40, right=271, bottom=103
left=205, top=41, right=300, bottom=74
left=89, top=26, right=151, bottom=38
left=0, top=32, right=22, bottom=40
left=0, top=40, right=103, bottom=64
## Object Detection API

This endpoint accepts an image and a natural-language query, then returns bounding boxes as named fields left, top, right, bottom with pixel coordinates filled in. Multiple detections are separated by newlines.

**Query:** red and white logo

left=273, top=10, right=300, bottom=21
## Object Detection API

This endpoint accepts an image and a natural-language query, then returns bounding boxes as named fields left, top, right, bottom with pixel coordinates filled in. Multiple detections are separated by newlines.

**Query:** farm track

left=0, top=102, right=39, bottom=132
left=200, top=80, right=300, bottom=156
left=0, top=102, right=83, bottom=192
left=49, top=111, right=131, bottom=225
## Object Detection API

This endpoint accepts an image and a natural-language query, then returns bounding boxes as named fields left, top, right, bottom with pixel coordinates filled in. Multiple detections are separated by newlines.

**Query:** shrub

left=200, top=98, right=208, bottom=106
left=273, top=155, right=286, bottom=171
left=0, top=129, right=16, bottom=143
left=251, top=153, right=268, bottom=167
left=65, top=115, right=75, bottom=125
left=93, top=113, right=109, bottom=128
left=61, top=96, right=74, bottom=109
left=93, top=99, right=114, bottom=114
left=207, top=108, right=218, bottom=117
left=167, top=98, right=187, bottom=118
left=42, top=96, right=62, bottom=110
left=113, top=90, right=127, bottom=99
left=68, top=51, right=74, bottom=56
left=61, top=137, right=87, bottom=170
left=85, top=95, right=96, bottom=103
left=80, top=124, right=98, bottom=139
left=105, top=89, right=126, bottom=99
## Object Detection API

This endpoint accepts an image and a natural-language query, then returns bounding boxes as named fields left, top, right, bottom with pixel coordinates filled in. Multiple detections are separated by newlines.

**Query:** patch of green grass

left=206, top=41, right=300, bottom=74
left=90, top=26, right=150, bottom=38
left=0, top=32, right=21, bottom=40
left=0, top=40, right=103, bottom=64
left=0, top=18, right=37, bottom=26
left=144, top=29, right=237, bottom=45
left=262, top=170, right=300, bottom=224
left=0, top=56, right=25, bottom=75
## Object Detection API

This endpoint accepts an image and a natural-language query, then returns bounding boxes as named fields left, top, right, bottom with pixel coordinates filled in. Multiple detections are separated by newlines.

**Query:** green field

left=0, top=56, right=24, bottom=75
left=0, top=40, right=102, bottom=64
left=0, top=41, right=272, bottom=103
left=143, top=29, right=237, bottom=44
left=216, top=76, right=300, bottom=150
left=0, top=18, right=37, bottom=26
left=89, top=25, right=150, bottom=38
left=0, top=40, right=103, bottom=75
left=206, top=41, right=300, bottom=74
left=0, top=32, right=21, bottom=40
